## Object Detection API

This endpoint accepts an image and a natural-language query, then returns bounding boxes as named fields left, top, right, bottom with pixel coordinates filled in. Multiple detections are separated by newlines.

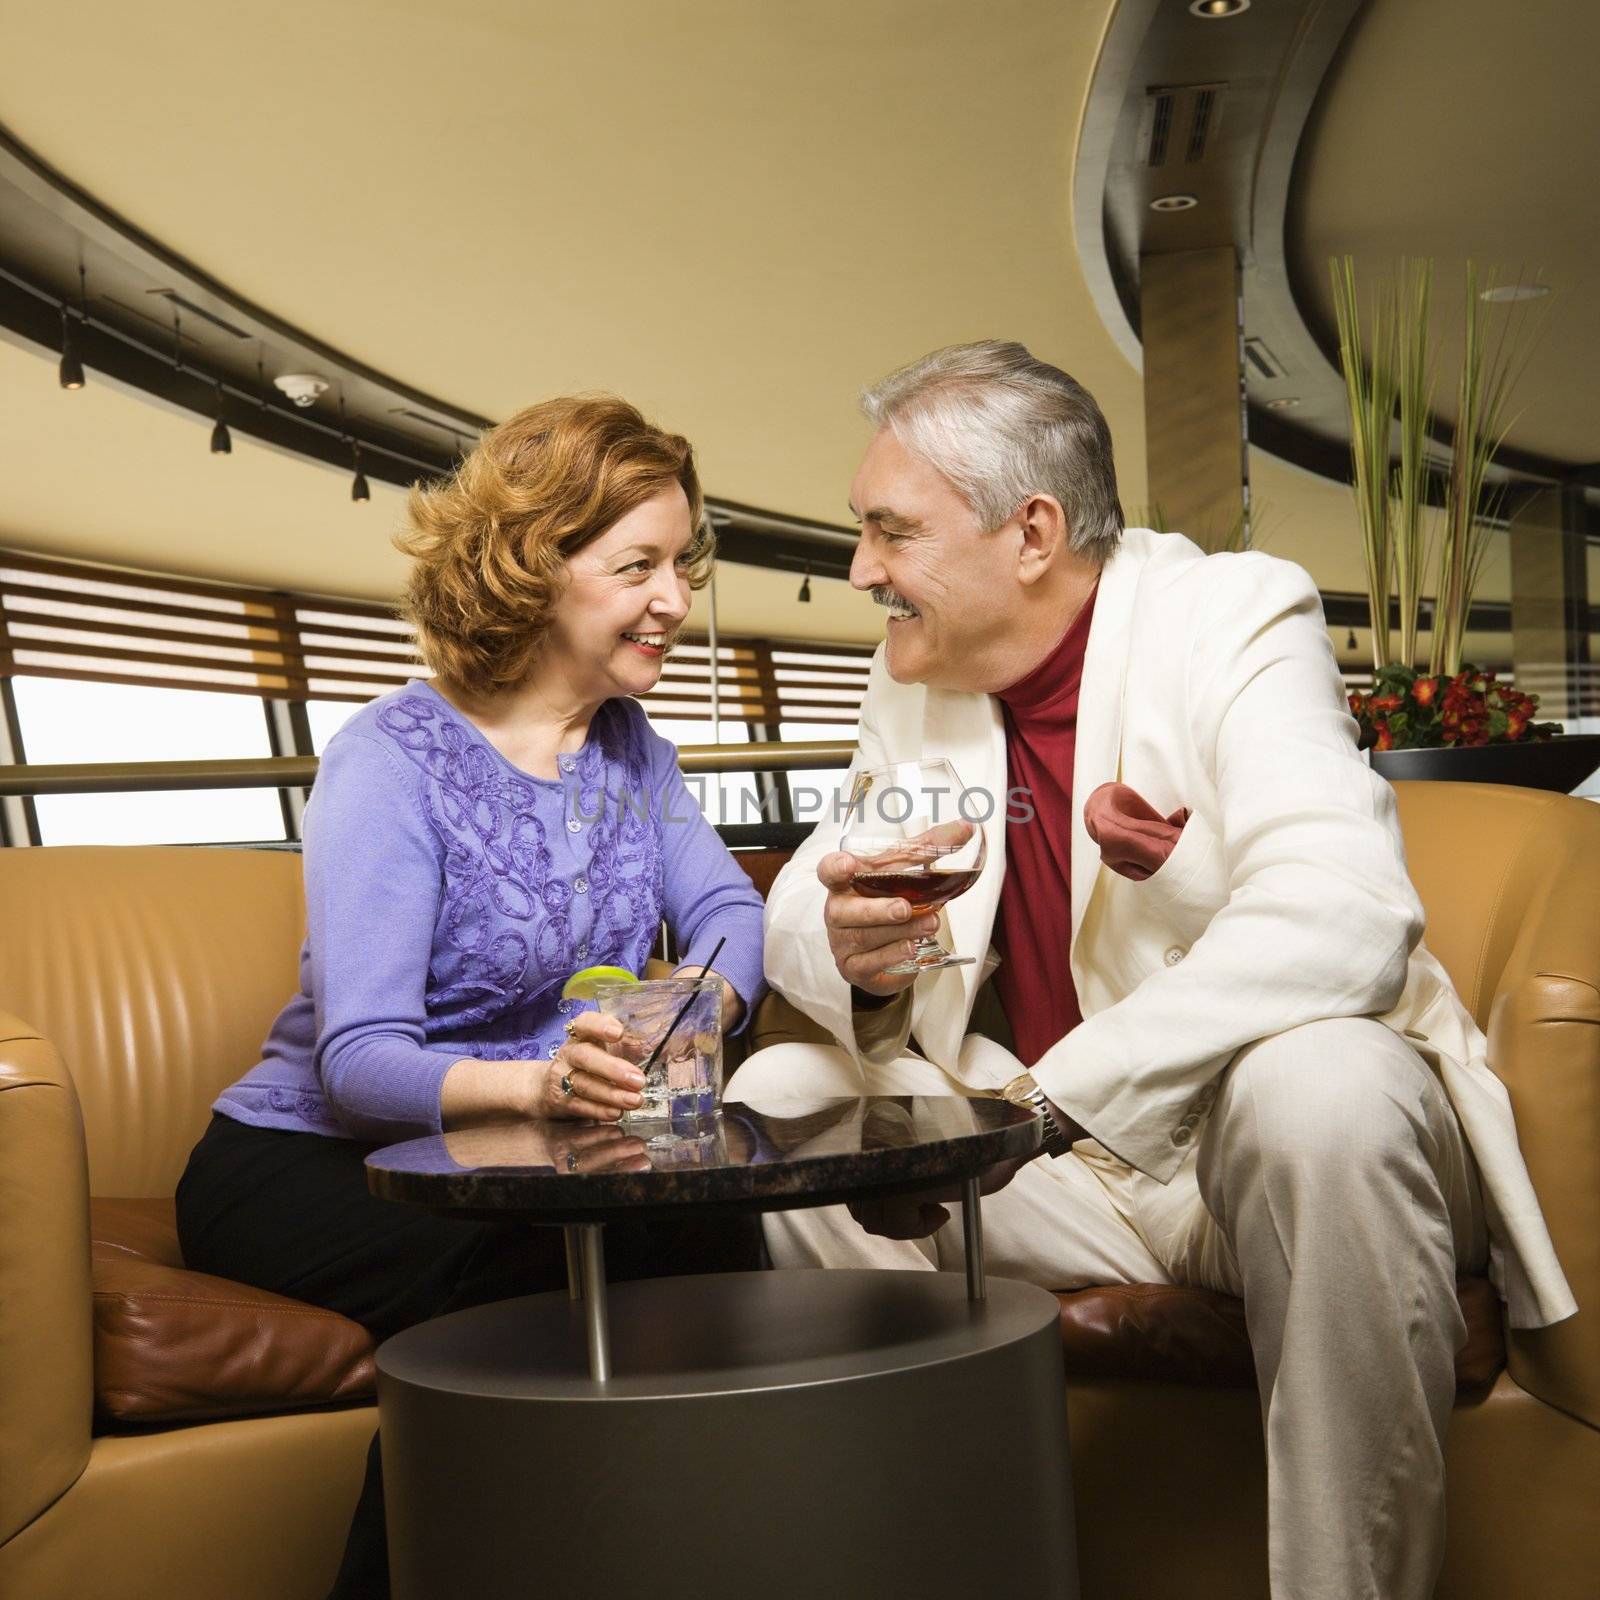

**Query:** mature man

left=727, top=341, right=1574, bottom=1600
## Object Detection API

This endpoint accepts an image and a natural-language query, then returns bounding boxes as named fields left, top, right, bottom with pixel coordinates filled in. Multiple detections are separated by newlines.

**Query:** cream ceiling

left=1292, top=0, right=1600, bottom=468
left=1, top=0, right=1564, bottom=638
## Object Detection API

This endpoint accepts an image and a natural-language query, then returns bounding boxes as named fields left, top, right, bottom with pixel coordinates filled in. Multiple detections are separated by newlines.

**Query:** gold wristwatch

left=1001, top=1070, right=1073, bottom=1158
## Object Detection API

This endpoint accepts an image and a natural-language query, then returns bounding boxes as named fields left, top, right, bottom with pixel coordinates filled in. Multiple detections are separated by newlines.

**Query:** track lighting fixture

left=32, top=282, right=449, bottom=485
left=1346, top=628, right=1358, bottom=652
left=339, top=393, right=371, bottom=501
left=58, top=304, right=85, bottom=390
left=210, top=382, right=232, bottom=454
left=797, top=565, right=812, bottom=603
left=58, top=264, right=88, bottom=390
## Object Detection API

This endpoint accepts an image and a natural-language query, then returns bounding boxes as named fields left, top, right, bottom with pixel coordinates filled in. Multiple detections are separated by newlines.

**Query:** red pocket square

left=1084, top=783, right=1191, bottom=882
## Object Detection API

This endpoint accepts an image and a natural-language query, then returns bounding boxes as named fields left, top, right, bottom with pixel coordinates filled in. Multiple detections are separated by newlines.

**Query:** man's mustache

left=870, top=586, right=916, bottom=611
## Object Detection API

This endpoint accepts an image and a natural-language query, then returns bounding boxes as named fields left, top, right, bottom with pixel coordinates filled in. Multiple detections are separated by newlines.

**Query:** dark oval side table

left=366, top=1097, right=1079, bottom=1600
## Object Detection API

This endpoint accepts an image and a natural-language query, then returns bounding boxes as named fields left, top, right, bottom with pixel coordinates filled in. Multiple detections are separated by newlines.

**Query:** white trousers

left=724, top=1017, right=1488, bottom=1600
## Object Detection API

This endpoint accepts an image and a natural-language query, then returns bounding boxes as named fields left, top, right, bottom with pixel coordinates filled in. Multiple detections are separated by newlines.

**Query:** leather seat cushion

left=90, top=1198, right=376, bottom=1426
left=1056, top=1275, right=1505, bottom=1392
left=88, top=1192, right=1504, bottom=1422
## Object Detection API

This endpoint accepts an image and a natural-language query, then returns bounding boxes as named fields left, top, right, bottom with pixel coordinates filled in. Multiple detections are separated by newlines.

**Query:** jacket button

left=566, top=817, right=582, bottom=833
left=1172, top=1124, right=1193, bottom=1147
left=1164, top=946, right=1186, bottom=967
left=574, top=876, right=589, bottom=894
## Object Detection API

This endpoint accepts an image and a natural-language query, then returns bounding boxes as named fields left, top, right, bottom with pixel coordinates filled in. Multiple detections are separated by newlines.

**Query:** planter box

left=1371, top=734, right=1600, bottom=793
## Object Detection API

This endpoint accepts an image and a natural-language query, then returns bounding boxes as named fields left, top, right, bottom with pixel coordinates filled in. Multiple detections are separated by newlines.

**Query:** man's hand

left=817, top=850, right=943, bottom=998
left=845, top=1093, right=1089, bottom=1240
left=847, top=1151, right=1037, bottom=1240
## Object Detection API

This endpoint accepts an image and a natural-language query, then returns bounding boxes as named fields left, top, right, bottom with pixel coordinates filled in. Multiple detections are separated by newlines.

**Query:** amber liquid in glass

left=850, top=867, right=982, bottom=907
left=841, top=761, right=986, bottom=973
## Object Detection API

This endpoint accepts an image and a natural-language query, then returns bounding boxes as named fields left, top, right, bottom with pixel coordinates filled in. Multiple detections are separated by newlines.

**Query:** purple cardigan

left=213, top=681, right=767, bottom=1141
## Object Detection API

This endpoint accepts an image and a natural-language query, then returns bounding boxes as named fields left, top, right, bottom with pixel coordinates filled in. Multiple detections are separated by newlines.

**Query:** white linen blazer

left=763, top=527, right=1575, bottom=1329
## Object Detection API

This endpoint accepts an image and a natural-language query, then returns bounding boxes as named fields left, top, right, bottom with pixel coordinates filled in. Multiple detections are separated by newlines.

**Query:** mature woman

left=176, top=395, right=767, bottom=1597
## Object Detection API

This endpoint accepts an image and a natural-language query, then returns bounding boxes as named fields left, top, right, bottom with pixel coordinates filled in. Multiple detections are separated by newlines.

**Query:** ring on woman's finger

left=565, top=1150, right=579, bottom=1172
left=558, top=1070, right=576, bottom=1098
left=563, top=1018, right=578, bottom=1036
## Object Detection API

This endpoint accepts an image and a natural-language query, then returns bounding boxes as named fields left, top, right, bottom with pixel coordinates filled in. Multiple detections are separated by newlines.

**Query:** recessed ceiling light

left=1189, top=0, right=1250, bottom=15
left=1150, top=194, right=1199, bottom=212
left=1264, top=397, right=1300, bottom=410
left=1480, top=283, right=1550, bottom=303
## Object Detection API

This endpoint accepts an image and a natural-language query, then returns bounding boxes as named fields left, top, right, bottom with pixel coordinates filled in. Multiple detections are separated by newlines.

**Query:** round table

left=366, top=1097, right=1078, bottom=1599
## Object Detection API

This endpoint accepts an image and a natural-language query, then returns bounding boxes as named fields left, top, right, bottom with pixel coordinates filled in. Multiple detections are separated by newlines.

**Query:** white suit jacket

left=764, top=527, right=1575, bottom=1329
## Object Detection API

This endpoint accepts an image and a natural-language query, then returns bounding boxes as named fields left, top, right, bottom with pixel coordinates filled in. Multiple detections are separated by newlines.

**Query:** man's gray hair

left=861, top=340, right=1124, bottom=564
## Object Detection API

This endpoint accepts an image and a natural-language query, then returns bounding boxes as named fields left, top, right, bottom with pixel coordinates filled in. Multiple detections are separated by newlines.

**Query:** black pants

left=177, top=1113, right=760, bottom=1598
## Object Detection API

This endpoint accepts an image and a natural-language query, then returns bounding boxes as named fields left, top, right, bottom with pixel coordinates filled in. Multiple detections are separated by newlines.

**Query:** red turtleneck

left=991, top=587, right=1097, bottom=1067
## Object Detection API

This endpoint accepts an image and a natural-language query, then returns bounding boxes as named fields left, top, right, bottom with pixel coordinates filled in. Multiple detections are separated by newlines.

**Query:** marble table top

left=366, top=1096, right=1041, bottom=1223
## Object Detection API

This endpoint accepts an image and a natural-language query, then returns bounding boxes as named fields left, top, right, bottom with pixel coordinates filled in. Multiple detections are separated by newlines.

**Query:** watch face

left=1001, top=1072, right=1038, bottom=1108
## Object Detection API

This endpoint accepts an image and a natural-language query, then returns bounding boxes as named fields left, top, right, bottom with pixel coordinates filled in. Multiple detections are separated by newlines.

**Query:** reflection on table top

left=365, top=1095, right=1041, bottom=1222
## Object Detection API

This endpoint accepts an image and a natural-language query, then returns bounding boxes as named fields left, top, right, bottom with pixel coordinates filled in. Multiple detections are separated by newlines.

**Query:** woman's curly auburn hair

left=395, top=395, right=711, bottom=693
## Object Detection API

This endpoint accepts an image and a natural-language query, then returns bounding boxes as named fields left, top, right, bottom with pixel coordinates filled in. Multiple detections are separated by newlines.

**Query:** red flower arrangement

left=1349, top=665, right=1559, bottom=752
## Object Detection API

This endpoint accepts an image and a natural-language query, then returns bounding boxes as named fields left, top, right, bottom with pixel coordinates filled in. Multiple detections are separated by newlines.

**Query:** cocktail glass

left=595, top=976, right=723, bottom=1137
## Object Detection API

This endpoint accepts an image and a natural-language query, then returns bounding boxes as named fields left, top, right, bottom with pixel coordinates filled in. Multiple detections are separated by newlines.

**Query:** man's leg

left=725, top=1041, right=1171, bottom=1285
left=1193, top=1017, right=1487, bottom=1600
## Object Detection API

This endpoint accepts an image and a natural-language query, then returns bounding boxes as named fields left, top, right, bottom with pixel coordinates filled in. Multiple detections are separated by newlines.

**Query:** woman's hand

left=541, top=1010, right=648, bottom=1122
left=443, top=1119, right=649, bottom=1175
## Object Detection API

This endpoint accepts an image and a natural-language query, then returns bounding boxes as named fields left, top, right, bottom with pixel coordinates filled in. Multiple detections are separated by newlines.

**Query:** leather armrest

left=0, top=1008, right=93, bottom=1543
left=1489, top=956, right=1600, bottom=1427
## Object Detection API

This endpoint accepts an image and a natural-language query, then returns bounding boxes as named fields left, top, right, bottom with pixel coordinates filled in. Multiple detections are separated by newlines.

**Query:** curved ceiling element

left=0, top=123, right=481, bottom=489
left=1074, top=0, right=1597, bottom=502
left=1288, top=0, right=1600, bottom=475
left=0, top=123, right=862, bottom=577
left=1075, top=0, right=1368, bottom=482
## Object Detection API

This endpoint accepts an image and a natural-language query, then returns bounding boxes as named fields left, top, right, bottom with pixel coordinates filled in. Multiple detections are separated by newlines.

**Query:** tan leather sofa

left=0, top=844, right=711, bottom=1600
left=752, top=780, right=1600, bottom=1600
left=2, top=781, right=1596, bottom=1598
left=0, top=846, right=376, bottom=1600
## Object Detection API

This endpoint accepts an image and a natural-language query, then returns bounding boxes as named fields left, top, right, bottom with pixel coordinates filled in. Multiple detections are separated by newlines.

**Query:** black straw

left=641, top=935, right=727, bottom=1073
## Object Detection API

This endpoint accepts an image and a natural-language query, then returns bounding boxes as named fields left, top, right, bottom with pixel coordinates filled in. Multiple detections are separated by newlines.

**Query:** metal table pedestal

left=378, top=1268, right=1077, bottom=1600
left=560, top=1174, right=990, bottom=1380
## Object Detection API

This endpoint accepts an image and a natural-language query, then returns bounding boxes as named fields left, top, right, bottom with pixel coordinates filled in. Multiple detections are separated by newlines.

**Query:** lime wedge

left=560, top=965, right=639, bottom=1001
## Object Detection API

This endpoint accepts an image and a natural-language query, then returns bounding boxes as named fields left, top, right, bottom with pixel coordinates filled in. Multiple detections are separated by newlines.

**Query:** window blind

left=0, top=552, right=418, bottom=701
left=0, top=549, right=875, bottom=719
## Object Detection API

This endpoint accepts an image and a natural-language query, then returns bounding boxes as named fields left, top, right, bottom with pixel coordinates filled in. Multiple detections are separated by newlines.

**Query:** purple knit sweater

left=213, top=681, right=767, bottom=1141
